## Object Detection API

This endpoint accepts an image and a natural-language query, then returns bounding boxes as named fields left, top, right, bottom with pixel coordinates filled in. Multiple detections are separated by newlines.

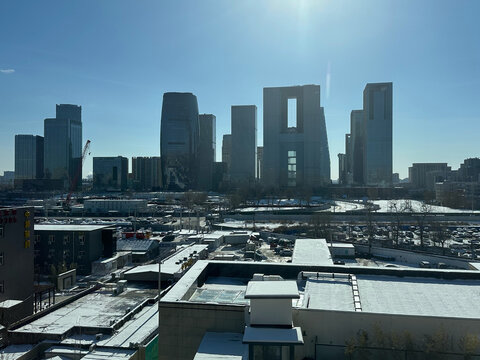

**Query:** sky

left=1, top=0, right=479, bottom=180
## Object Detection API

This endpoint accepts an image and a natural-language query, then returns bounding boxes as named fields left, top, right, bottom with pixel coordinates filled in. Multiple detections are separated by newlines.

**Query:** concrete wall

left=293, top=308, right=480, bottom=360
left=250, top=298, right=291, bottom=326
left=355, top=244, right=471, bottom=269
left=158, top=301, right=245, bottom=360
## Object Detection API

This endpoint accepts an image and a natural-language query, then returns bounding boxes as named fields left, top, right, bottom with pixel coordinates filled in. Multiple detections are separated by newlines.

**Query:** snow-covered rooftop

left=292, top=238, right=333, bottom=266
left=245, top=280, right=299, bottom=299
left=243, top=326, right=304, bottom=344
left=35, top=224, right=110, bottom=232
left=194, top=332, right=247, bottom=360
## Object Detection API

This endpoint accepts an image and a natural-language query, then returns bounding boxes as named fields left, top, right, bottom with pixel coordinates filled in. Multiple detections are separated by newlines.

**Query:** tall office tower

left=222, top=134, right=232, bottom=174
left=132, top=157, right=162, bottom=191
left=362, top=83, right=392, bottom=186
left=160, top=92, right=199, bottom=190
left=350, top=110, right=364, bottom=185
left=198, top=114, right=216, bottom=191
left=338, top=153, right=347, bottom=185
left=93, top=156, right=128, bottom=191
left=257, top=146, right=264, bottom=180
left=230, top=105, right=257, bottom=184
left=345, top=133, right=352, bottom=184
left=14, top=135, right=44, bottom=180
left=44, top=104, right=82, bottom=189
left=263, top=85, right=330, bottom=188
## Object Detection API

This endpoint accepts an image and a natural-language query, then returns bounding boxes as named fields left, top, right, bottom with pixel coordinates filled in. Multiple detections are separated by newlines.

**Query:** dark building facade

left=350, top=110, right=364, bottom=185
left=263, top=85, right=330, bottom=188
left=14, top=135, right=44, bottom=181
left=222, top=134, right=232, bottom=178
left=132, top=157, right=162, bottom=191
left=198, top=114, right=216, bottom=191
left=34, top=225, right=114, bottom=275
left=0, top=207, right=34, bottom=325
left=409, top=163, right=451, bottom=190
left=93, top=156, right=128, bottom=191
left=457, top=158, right=480, bottom=182
left=44, top=104, right=82, bottom=190
left=160, top=92, right=199, bottom=190
left=231, top=105, right=257, bottom=184
left=363, top=83, right=393, bottom=186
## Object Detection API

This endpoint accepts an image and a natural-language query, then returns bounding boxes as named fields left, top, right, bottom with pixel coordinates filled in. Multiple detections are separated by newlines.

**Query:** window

left=48, top=235, right=55, bottom=245
left=0, top=252, right=4, bottom=266
left=79, top=234, right=85, bottom=246
left=287, top=150, right=297, bottom=187
left=0, top=225, right=4, bottom=238
left=287, top=98, right=297, bottom=128
left=63, top=235, right=70, bottom=245
left=34, top=234, right=40, bottom=245
left=0, top=281, right=4, bottom=293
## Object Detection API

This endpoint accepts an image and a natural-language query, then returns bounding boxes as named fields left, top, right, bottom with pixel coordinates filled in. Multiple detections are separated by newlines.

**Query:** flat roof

left=162, top=244, right=209, bottom=275
left=194, top=332, right=247, bottom=360
left=243, top=326, right=304, bottom=345
left=13, top=286, right=157, bottom=335
left=35, top=224, right=110, bottom=232
left=245, top=280, right=299, bottom=299
left=302, top=275, right=354, bottom=311
left=0, top=345, right=33, bottom=360
left=292, top=239, right=333, bottom=266
left=357, top=275, right=480, bottom=318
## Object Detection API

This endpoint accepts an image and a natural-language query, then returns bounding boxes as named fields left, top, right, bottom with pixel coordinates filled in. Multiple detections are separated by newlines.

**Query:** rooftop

left=35, top=224, right=110, bottom=232
left=292, top=238, right=333, bottom=266
left=245, top=280, right=299, bottom=299
left=194, top=332, right=247, bottom=360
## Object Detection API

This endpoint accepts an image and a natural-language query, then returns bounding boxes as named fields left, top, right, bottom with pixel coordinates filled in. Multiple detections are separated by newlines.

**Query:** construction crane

left=63, top=140, right=91, bottom=211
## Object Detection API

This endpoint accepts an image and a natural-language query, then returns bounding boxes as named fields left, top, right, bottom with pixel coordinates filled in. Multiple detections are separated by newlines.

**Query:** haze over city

left=1, top=0, right=479, bottom=179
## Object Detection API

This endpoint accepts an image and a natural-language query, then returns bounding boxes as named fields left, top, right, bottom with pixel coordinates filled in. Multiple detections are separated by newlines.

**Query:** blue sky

left=1, top=0, right=479, bottom=180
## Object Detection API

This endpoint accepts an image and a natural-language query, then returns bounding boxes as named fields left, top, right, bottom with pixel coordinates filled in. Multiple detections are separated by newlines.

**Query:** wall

left=250, top=298, right=292, bottom=326
left=158, top=301, right=245, bottom=360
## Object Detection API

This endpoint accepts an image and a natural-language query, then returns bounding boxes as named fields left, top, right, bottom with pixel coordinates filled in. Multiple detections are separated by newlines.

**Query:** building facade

left=198, top=114, right=216, bottom=191
left=132, top=157, right=162, bottom=191
left=230, top=105, right=257, bottom=185
left=409, top=163, right=451, bottom=190
left=93, top=156, right=128, bottom=191
left=43, top=104, right=82, bottom=190
left=34, top=224, right=114, bottom=275
left=350, top=110, right=364, bottom=185
left=14, top=135, right=44, bottom=181
left=263, top=85, right=330, bottom=188
left=160, top=92, right=199, bottom=190
left=0, top=207, right=34, bottom=325
left=362, top=83, right=392, bottom=186
left=221, top=134, right=232, bottom=177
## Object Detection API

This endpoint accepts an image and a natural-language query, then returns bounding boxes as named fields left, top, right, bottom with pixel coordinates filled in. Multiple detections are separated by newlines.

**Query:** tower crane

left=63, top=140, right=91, bottom=211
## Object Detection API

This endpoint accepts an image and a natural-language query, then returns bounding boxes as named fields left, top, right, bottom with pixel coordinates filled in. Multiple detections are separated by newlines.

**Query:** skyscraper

left=263, top=85, right=330, bottom=188
left=350, top=110, right=364, bottom=185
left=198, top=114, right=216, bottom=191
left=362, top=83, right=393, bottom=186
left=93, top=156, right=128, bottom=191
left=132, top=157, right=162, bottom=191
left=221, top=134, right=232, bottom=175
left=14, top=135, right=44, bottom=180
left=44, top=104, right=82, bottom=190
left=160, top=92, right=199, bottom=190
left=230, top=105, right=257, bottom=184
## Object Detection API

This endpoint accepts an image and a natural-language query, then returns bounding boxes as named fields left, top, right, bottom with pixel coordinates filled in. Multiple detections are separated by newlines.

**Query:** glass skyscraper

left=160, top=92, right=199, bottom=190
left=44, top=104, right=82, bottom=190
left=14, top=135, right=44, bottom=180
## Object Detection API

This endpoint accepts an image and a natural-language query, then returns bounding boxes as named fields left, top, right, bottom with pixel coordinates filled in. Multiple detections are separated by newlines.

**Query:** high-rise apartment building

left=132, top=157, right=162, bottom=191
left=362, top=83, right=393, bottom=186
left=44, top=104, right=82, bottom=190
left=257, top=146, right=264, bottom=180
left=263, top=85, right=330, bottom=188
left=198, top=114, right=216, bottom=191
left=160, top=92, right=199, bottom=190
left=14, top=135, right=44, bottom=180
left=93, top=156, right=128, bottom=191
left=230, top=105, right=257, bottom=184
left=409, top=163, right=451, bottom=190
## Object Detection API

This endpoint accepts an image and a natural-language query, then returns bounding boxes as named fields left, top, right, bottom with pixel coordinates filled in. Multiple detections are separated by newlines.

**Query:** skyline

left=1, top=0, right=479, bottom=180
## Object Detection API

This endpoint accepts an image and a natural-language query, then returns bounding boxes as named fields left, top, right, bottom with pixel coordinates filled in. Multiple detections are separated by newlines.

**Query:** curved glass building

left=160, top=92, right=199, bottom=190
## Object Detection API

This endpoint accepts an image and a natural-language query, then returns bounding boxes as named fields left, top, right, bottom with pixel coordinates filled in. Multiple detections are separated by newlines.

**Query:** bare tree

left=365, top=202, right=376, bottom=255
left=430, top=221, right=448, bottom=255
left=415, top=202, right=432, bottom=249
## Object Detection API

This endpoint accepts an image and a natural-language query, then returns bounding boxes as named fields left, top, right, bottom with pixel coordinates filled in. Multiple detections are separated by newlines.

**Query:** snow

left=292, top=238, right=333, bottom=266
left=245, top=280, right=299, bottom=299
left=372, top=200, right=480, bottom=214
left=357, top=275, right=480, bottom=318
left=303, top=276, right=354, bottom=311
left=0, top=345, right=33, bottom=360
left=194, top=332, right=247, bottom=360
